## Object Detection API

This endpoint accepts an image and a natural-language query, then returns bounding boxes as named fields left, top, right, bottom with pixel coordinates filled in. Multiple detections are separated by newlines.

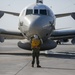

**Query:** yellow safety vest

left=31, top=38, right=41, bottom=49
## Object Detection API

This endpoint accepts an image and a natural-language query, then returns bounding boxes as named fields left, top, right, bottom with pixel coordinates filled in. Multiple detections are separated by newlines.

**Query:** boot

left=32, top=64, right=34, bottom=67
left=37, top=65, right=41, bottom=68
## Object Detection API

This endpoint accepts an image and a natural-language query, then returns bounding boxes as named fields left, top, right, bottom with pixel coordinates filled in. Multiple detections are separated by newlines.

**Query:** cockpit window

left=40, top=10, right=47, bottom=15
left=26, top=9, right=48, bottom=16
left=34, top=9, right=38, bottom=14
left=26, top=9, right=33, bottom=15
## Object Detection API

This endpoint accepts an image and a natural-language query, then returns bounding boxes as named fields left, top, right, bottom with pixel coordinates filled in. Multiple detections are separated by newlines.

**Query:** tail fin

left=36, top=0, right=43, bottom=4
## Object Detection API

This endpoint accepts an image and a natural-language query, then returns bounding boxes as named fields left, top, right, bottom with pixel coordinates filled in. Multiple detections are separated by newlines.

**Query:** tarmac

left=0, top=40, right=75, bottom=75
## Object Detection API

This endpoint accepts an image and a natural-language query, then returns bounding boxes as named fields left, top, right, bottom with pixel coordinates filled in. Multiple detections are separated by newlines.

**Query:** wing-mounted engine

left=0, top=29, right=5, bottom=43
left=18, top=39, right=57, bottom=51
left=0, top=11, right=4, bottom=18
left=71, top=13, right=75, bottom=20
left=0, top=36, right=4, bottom=43
left=71, top=38, right=75, bottom=44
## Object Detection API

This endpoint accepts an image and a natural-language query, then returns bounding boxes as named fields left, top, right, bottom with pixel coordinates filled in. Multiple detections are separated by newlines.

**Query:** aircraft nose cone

left=25, top=15, right=52, bottom=37
left=29, top=16, right=51, bottom=32
left=29, top=20, right=41, bottom=34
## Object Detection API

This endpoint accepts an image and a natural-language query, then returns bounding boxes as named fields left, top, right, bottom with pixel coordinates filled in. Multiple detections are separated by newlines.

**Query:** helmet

left=34, top=35, right=39, bottom=39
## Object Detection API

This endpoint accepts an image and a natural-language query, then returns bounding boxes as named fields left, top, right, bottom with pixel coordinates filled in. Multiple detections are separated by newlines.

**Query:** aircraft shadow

left=46, top=53, right=75, bottom=59
left=58, top=44, right=73, bottom=45
left=0, top=53, right=75, bottom=59
left=41, top=67, right=75, bottom=70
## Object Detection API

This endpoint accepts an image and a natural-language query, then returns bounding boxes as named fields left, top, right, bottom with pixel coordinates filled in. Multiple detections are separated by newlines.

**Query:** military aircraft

left=0, top=0, right=75, bottom=50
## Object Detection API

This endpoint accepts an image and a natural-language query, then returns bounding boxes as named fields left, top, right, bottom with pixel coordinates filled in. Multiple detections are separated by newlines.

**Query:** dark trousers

left=32, top=49, right=40, bottom=66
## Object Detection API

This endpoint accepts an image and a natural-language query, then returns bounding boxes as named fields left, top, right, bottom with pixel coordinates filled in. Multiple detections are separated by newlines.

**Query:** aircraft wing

left=51, top=29, right=75, bottom=40
left=0, top=10, right=20, bottom=18
left=0, top=29, right=24, bottom=40
left=55, top=12, right=75, bottom=19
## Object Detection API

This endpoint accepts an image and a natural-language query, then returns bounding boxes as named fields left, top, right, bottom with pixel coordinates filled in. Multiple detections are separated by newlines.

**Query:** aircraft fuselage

left=18, top=3, right=56, bottom=40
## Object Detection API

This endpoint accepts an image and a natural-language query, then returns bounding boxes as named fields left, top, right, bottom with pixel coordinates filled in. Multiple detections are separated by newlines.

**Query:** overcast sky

left=0, top=0, right=75, bottom=31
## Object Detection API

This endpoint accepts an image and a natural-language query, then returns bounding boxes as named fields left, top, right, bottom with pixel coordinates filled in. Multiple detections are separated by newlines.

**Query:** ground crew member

left=31, top=35, right=41, bottom=68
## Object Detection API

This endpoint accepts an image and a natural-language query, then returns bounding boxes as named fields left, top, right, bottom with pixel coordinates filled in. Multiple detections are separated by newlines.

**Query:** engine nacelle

left=18, top=39, right=57, bottom=51
left=71, top=13, right=75, bottom=20
left=62, top=39, right=69, bottom=42
left=0, top=36, right=4, bottom=43
left=0, top=11, right=4, bottom=18
left=71, top=38, right=75, bottom=44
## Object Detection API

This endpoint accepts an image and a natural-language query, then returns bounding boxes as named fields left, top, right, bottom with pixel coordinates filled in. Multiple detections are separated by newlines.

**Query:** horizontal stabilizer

left=0, top=10, right=19, bottom=17
left=55, top=12, right=75, bottom=20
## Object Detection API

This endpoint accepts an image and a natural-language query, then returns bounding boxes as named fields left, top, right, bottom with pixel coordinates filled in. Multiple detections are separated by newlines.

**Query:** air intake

left=36, top=0, right=43, bottom=4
